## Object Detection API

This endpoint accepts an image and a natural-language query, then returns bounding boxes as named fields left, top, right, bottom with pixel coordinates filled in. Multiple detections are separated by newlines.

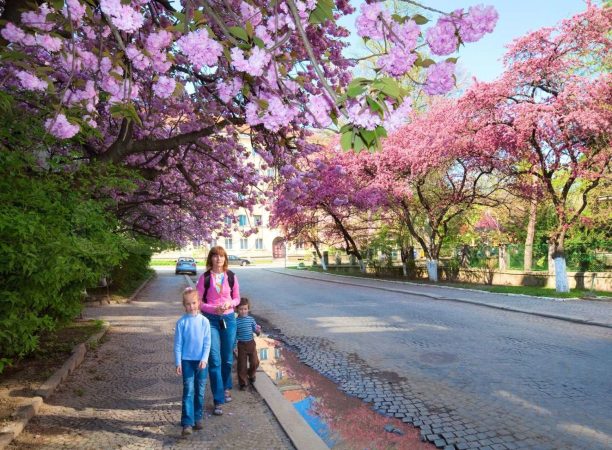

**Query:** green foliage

left=0, top=150, right=126, bottom=369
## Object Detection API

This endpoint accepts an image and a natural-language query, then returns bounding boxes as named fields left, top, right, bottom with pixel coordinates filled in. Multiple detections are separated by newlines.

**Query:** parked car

left=175, top=257, right=197, bottom=275
left=227, top=255, right=251, bottom=266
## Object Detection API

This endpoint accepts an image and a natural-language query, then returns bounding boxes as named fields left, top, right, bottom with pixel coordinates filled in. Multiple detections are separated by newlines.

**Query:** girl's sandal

left=213, top=405, right=223, bottom=416
left=224, top=390, right=232, bottom=403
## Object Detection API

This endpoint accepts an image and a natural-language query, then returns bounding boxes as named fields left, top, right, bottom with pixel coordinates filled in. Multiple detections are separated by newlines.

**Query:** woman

left=196, top=246, right=241, bottom=416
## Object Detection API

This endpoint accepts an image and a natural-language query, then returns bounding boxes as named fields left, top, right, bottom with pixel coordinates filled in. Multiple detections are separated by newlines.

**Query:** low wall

left=323, top=264, right=612, bottom=292
left=440, top=268, right=611, bottom=292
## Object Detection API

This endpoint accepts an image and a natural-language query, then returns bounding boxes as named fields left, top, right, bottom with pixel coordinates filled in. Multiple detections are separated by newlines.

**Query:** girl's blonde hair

left=182, top=287, right=199, bottom=304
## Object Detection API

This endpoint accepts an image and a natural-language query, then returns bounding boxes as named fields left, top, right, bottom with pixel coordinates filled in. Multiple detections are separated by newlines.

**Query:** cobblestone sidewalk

left=9, top=273, right=294, bottom=450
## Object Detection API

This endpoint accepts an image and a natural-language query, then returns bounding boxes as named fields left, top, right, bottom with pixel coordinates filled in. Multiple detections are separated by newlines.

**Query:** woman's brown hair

left=206, top=246, right=229, bottom=271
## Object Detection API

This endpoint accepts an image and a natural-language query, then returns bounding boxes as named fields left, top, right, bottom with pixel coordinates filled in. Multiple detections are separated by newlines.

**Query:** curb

left=254, top=370, right=328, bottom=450
left=267, top=269, right=612, bottom=329
left=128, top=273, right=156, bottom=303
left=182, top=274, right=328, bottom=449
left=0, top=322, right=110, bottom=450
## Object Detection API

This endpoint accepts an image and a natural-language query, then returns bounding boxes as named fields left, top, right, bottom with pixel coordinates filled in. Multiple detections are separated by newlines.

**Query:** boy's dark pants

left=237, top=340, right=259, bottom=386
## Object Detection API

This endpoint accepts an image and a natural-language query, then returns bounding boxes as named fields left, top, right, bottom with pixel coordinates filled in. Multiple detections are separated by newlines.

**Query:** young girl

left=174, top=287, right=211, bottom=436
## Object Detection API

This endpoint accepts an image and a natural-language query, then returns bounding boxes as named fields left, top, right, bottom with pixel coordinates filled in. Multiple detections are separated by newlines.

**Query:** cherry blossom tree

left=379, top=99, right=506, bottom=282
left=460, top=5, right=611, bottom=291
left=0, top=0, right=498, bottom=244
left=271, top=144, right=386, bottom=272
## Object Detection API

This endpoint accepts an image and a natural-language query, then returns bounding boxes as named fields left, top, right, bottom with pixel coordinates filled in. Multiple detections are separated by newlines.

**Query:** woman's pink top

left=196, top=271, right=241, bottom=316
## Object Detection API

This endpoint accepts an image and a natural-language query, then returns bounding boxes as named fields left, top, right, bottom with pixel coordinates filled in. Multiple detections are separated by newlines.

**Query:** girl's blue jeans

left=204, top=312, right=237, bottom=405
left=181, top=360, right=207, bottom=427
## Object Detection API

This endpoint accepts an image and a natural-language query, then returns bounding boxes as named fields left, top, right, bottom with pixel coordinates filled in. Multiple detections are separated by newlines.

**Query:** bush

left=0, top=151, right=125, bottom=371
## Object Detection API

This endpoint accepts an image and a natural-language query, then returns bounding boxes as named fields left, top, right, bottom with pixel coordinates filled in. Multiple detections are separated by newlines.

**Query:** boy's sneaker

left=182, top=426, right=193, bottom=436
left=248, top=376, right=256, bottom=384
left=194, top=420, right=203, bottom=430
left=239, top=384, right=246, bottom=391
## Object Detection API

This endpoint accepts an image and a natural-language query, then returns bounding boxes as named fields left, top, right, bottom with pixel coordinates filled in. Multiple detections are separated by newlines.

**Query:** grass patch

left=292, top=266, right=611, bottom=299
left=0, top=319, right=104, bottom=386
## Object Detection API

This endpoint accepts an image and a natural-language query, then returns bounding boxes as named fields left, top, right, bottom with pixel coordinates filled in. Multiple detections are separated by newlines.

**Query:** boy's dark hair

left=238, top=297, right=250, bottom=308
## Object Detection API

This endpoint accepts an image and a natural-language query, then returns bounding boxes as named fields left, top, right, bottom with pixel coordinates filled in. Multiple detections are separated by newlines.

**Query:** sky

left=339, top=0, right=590, bottom=82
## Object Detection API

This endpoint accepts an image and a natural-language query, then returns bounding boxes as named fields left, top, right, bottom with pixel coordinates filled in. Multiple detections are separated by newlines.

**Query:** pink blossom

left=426, top=20, right=458, bottom=56
left=63, top=0, right=87, bottom=23
left=347, top=101, right=381, bottom=130
left=126, top=44, right=150, bottom=70
left=255, top=25, right=273, bottom=47
left=177, top=29, right=223, bottom=69
left=145, top=30, right=173, bottom=53
left=231, top=46, right=270, bottom=77
left=21, top=3, right=54, bottom=32
left=377, top=46, right=417, bottom=76
left=355, top=2, right=389, bottom=40
left=383, top=99, right=413, bottom=133
left=1, top=23, right=26, bottom=43
left=390, top=20, right=420, bottom=49
left=217, top=78, right=243, bottom=103
left=153, top=76, right=176, bottom=99
left=459, top=5, right=498, bottom=43
left=45, top=113, right=80, bottom=139
left=308, top=94, right=333, bottom=127
left=16, top=70, right=48, bottom=91
left=245, top=95, right=298, bottom=132
left=35, top=34, right=63, bottom=52
left=424, top=62, right=456, bottom=95
left=240, top=1, right=262, bottom=26
left=100, top=0, right=144, bottom=33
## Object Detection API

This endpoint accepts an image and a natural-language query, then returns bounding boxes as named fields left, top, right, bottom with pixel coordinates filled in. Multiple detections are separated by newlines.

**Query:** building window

left=225, top=238, right=233, bottom=250
left=240, top=238, right=248, bottom=250
left=238, top=214, right=248, bottom=226
left=254, top=215, right=262, bottom=226
left=267, top=168, right=275, bottom=178
left=275, top=370, right=283, bottom=381
left=255, top=238, right=263, bottom=250
left=259, top=348, right=268, bottom=360
left=295, top=240, right=304, bottom=249
left=274, top=348, right=281, bottom=359
left=224, top=217, right=232, bottom=226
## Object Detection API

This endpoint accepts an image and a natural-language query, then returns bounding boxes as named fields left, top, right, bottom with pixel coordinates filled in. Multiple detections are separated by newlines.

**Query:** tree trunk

left=358, top=258, right=365, bottom=273
left=552, top=235, right=569, bottom=293
left=524, top=191, right=537, bottom=271
left=426, top=259, right=438, bottom=282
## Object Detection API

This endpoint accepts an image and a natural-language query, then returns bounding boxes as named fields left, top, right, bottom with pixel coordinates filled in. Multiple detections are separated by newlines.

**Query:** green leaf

left=173, top=82, right=184, bottom=97
left=109, top=103, right=142, bottom=126
left=353, top=132, right=366, bottom=153
left=347, top=83, right=367, bottom=98
left=309, top=0, right=334, bottom=24
left=412, top=14, right=429, bottom=25
left=366, top=96, right=384, bottom=114
left=253, top=37, right=265, bottom=49
left=229, top=26, right=249, bottom=42
left=340, top=130, right=353, bottom=150
left=417, top=58, right=435, bottom=68
left=50, top=0, right=64, bottom=10
left=446, top=57, right=459, bottom=64
left=346, top=78, right=369, bottom=99
left=361, top=129, right=376, bottom=146
left=372, top=77, right=401, bottom=99
left=246, top=21, right=254, bottom=39
left=375, top=126, right=387, bottom=139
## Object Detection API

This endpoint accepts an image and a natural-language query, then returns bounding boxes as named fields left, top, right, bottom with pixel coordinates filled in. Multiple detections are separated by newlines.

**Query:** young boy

left=235, top=297, right=262, bottom=390
left=174, top=287, right=211, bottom=436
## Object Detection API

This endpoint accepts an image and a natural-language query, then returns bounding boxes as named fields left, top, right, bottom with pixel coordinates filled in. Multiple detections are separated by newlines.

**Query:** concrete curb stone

left=0, top=321, right=111, bottom=450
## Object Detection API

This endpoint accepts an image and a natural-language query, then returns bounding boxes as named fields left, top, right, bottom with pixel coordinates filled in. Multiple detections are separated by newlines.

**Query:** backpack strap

left=202, top=269, right=235, bottom=304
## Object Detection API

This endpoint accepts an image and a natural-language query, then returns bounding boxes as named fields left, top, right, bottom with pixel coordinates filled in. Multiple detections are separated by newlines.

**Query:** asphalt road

left=234, top=267, right=612, bottom=450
